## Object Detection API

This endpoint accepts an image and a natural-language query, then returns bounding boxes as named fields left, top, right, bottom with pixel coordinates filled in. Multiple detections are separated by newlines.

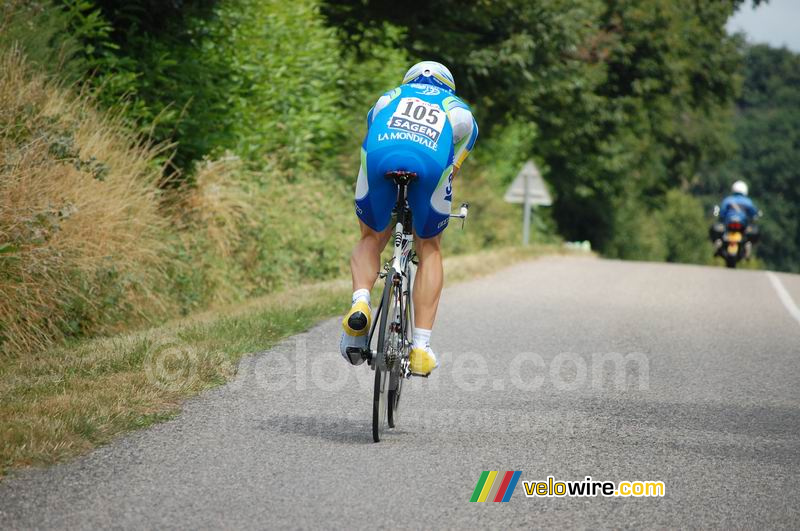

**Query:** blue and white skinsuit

left=354, top=83, right=478, bottom=238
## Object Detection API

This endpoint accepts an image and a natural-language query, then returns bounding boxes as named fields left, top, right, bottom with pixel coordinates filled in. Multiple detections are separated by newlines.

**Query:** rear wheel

left=725, top=256, right=737, bottom=269
left=372, top=364, right=388, bottom=442
left=387, top=373, right=402, bottom=428
left=390, top=261, right=415, bottom=428
left=372, top=272, right=395, bottom=442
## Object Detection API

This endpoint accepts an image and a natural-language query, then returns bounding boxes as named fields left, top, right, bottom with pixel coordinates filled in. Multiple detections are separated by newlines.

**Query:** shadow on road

left=259, top=414, right=377, bottom=445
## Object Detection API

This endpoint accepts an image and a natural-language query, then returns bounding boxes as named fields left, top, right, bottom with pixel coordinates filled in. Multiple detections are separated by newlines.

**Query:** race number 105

left=389, top=97, right=446, bottom=142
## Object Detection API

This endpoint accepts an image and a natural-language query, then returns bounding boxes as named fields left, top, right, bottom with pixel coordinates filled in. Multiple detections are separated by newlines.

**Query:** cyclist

left=339, top=61, right=478, bottom=376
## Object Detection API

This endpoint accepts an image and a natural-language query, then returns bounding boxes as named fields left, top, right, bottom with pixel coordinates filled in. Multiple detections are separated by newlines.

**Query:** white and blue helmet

left=402, top=61, right=456, bottom=93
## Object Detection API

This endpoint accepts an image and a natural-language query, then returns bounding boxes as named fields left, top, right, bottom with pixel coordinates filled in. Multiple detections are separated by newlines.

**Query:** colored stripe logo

left=470, top=471, right=522, bottom=502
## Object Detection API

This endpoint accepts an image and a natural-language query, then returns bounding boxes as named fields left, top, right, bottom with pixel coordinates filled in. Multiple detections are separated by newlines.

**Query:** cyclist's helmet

left=402, top=61, right=456, bottom=93
left=732, top=180, right=748, bottom=196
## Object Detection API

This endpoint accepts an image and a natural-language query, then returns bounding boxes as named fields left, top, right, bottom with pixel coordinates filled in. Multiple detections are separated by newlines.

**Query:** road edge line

left=766, top=271, right=800, bottom=327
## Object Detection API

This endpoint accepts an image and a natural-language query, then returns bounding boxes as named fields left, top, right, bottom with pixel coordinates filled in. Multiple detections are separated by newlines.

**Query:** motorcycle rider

left=711, top=180, right=760, bottom=258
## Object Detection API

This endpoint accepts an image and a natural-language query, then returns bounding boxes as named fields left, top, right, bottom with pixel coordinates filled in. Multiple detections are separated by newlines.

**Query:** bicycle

left=347, top=170, right=468, bottom=442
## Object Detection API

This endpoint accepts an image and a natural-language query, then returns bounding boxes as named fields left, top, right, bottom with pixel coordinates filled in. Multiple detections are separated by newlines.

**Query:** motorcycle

left=710, top=206, right=759, bottom=269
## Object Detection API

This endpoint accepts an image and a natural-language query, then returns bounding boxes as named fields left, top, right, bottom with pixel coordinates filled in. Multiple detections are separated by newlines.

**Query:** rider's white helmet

left=402, top=61, right=456, bottom=93
left=732, top=180, right=749, bottom=196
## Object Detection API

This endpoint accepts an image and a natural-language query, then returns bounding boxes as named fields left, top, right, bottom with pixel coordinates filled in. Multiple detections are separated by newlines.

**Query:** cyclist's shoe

left=339, top=301, right=371, bottom=365
left=343, top=300, right=371, bottom=336
left=409, top=345, right=438, bottom=376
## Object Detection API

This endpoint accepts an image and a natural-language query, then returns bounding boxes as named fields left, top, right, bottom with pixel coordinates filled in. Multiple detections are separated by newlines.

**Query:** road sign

left=504, top=161, right=551, bottom=245
left=504, top=161, right=552, bottom=206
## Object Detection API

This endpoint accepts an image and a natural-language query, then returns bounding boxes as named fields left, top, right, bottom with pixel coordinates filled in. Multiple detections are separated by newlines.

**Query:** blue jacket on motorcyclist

left=719, top=180, right=759, bottom=226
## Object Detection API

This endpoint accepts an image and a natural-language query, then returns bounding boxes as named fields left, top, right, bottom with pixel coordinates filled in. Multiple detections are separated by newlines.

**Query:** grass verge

left=0, top=245, right=569, bottom=477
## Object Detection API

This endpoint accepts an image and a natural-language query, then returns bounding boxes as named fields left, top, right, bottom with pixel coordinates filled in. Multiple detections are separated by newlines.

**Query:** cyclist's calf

left=413, top=233, right=443, bottom=330
left=351, top=221, right=393, bottom=291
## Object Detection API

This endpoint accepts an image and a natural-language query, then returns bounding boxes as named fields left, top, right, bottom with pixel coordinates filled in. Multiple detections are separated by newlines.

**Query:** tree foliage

left=697, top=44, right=800, bottom=272
left=322, top=0, right=747, bottom=258
left=37, top=0, right=406, bottom=173
left=5, top=0, right=788, bottom=268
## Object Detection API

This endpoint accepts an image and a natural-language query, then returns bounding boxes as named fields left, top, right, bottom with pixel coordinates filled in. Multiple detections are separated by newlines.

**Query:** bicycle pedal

left=346, top=346, right=372, bottom=362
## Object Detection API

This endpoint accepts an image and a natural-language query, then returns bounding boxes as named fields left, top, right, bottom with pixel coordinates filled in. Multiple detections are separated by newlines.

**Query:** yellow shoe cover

left=409, top=346, right=438, bottom=376
left=342, top=300, right=371, bottom=337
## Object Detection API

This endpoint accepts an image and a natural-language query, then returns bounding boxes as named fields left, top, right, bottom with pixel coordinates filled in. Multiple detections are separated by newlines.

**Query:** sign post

left=504, top=161, right=552, bottom=246
left=522, top=165, right=532, bottom=245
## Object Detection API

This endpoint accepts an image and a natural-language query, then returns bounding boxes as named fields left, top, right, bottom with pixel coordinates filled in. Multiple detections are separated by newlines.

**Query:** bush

left=71, top=0, right=410, bottom=175
left=0, top=49, right=172, bottom=354
left=0, top=0, right=85, bottom=80
left=606, top=198, right=668, bottom=262
left=655, top=189, right=712, bottom=265
left=166, top=156, right=359, bottom=310
left=607, top=189, right=712, bottom=264
left=193, top=1, right=410, bottom=170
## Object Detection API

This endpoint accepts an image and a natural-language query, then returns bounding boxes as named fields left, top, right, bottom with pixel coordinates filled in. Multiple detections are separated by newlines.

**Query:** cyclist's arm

left=448, top=105, right=478, bottom=173
left=367, top=88, right=401, bottom=127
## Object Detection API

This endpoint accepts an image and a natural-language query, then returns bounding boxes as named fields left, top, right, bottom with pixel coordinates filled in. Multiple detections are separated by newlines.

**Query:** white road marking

left=766, top=272, right=800, bottom=327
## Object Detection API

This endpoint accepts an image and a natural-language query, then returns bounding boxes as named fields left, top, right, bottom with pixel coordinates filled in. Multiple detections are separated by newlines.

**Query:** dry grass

left=175, top=156, right=256, bottom=261
left=0, top=48, right=171, bottom=354
left=0, top=244, right=565, bottom=477
left=164, top=155, right=260, bottom=307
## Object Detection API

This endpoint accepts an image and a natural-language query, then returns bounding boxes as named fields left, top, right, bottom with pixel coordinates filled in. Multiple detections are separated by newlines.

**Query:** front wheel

left=725, top=256, right=737, bottom=269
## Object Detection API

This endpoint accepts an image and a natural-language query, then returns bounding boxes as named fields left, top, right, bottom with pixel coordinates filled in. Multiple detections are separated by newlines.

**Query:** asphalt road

left=2, top=256, right=799, bottom=528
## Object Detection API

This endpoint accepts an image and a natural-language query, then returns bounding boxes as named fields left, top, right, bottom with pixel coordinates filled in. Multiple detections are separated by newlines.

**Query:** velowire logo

left=469, top=471, right=522, bottom=503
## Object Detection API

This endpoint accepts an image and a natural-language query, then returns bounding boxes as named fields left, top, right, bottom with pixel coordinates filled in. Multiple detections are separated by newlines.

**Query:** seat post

left=385, top=171, right=416, bottom=235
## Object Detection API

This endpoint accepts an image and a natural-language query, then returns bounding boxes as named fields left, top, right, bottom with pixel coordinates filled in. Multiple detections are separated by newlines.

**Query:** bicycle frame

left=390, top=216, right=414, bottom=283
left=362, top=173, right=468, bottom=370
left=371, top=180, right=415, bottom=374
